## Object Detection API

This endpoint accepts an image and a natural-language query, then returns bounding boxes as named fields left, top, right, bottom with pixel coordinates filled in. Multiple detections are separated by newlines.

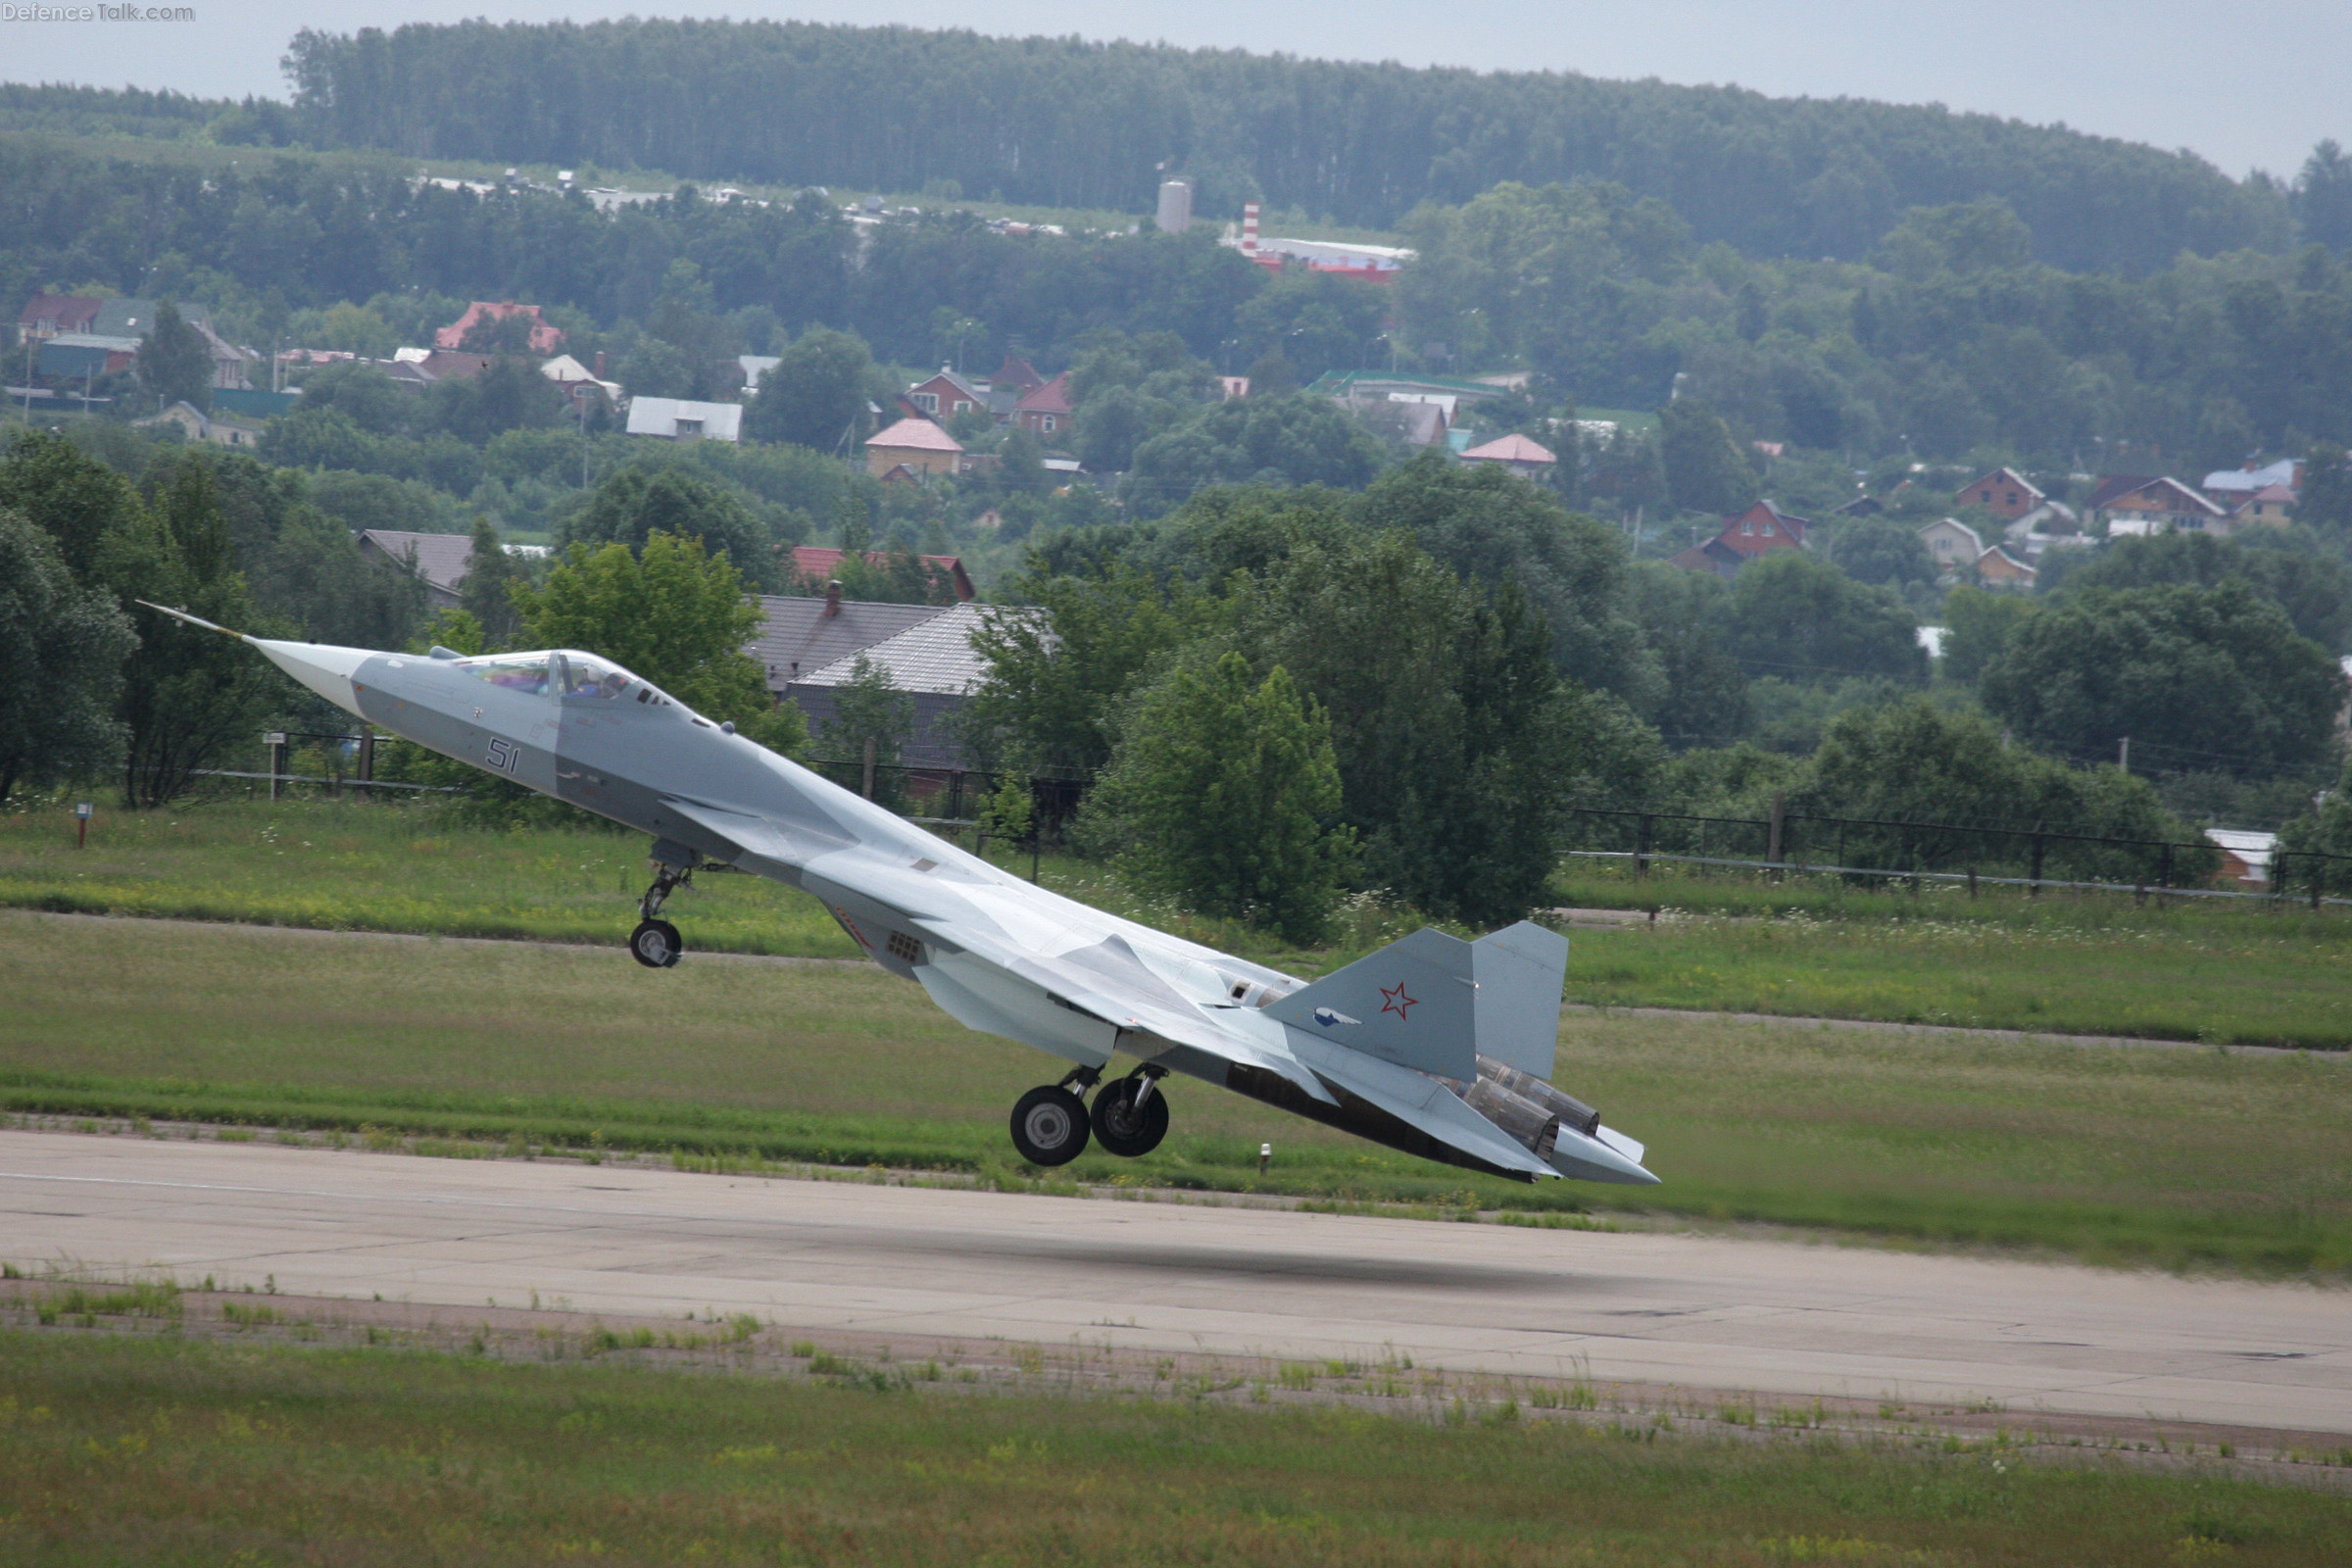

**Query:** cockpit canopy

left=453, top=651, right=648, bottom=702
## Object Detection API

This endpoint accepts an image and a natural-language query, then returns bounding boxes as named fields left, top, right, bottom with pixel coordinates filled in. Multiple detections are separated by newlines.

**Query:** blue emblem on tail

left=1312, top=1006, right=1359, bottom=1028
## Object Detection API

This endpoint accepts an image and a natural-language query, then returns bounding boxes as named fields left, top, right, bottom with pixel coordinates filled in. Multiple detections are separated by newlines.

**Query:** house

left=1217, top=375, right=1250, bottom=401
left=539, top=354, right=623, bottom=409
left=90, top=299, right=255, bottom=388
left=1457, top=432, right=1557, bottom=477
left=1669, top=501, right=1810, bottom=579
left=356, top=528, right=478, bottom=609
left=624, top=397, right=743, bottom=443
left=2205, top=828, right=2277, bottom=890
left=864, top=417, right=967, bottom=478
left=2228, top=483, right=2296, bottom=528
left=2003, top=500, right=2090, bottom=562
left=784, top=601, right=1045, bottom=769
left=14, top=295, right=102, bottom=341
left=2201, top=457, right=2301, bottom=511
left=1919, top=517, right=1985, bottom=573
left=989, top=356, right=1046, bottom=399
left=36, top=334, right=142, bottom=380
left=433, top=302, right=564, bottom=355
left=787, top=546, right=974, bottom=602
left=1974, top=545, right=2036, bottom=590
left=1011, top=373, right=1073, bottom=437
left=2091, top=476, right=2230, bottom=537
left=906, top=368, right=989, bottom=421
left=144, top=400, right=264, bottom=450
left=1954, top=466, right=2045, bottom=521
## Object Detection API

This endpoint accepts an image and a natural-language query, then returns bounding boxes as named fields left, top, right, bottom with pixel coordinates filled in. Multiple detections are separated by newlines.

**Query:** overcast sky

left=10, top=1, right=2345, bottom=183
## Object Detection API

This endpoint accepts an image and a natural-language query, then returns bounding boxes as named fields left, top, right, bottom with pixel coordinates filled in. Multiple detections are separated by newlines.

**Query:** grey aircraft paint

left=144, top=605, right=1655, bottom=1186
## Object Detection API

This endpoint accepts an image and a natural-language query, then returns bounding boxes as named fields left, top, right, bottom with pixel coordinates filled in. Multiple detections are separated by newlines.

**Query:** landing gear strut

left=1091, top=1068, right=1169, bottom=1157
left=629, top=861, right=692, bottom=969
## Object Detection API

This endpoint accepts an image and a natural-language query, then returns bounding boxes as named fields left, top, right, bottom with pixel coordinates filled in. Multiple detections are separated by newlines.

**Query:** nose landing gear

left=629, top=860, right=692, bottom=969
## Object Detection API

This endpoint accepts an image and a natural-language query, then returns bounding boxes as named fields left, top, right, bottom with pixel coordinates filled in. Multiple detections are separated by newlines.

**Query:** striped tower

left=1242, top=202, right=1260, bottom=255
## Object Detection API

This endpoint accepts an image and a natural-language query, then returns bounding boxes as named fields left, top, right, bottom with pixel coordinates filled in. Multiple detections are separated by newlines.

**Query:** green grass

left=3, top=908, right=2347, bottom=1278
left=3, top=1330, right=2346, bottom=1566
left=1553, top=866, right=2352, bottom=1049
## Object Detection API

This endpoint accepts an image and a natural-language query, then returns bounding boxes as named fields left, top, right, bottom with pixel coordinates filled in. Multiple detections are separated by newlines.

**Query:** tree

left=0, top=430, right=140, bottom=583
left=1627, top=560, right=1746, bottom=747
left=1087, top=651, right=1347, bottom=943
left=1938, top=584, right=2035, bottom=685
left=0, top=513, right=136, bottom=803
left=2055, top=529, right=2352, bottom=654
left=1725, top=551, right=1926, bottom=687
left=112, top=463, right=286, bottom=807
left=1351, top=451, right=1661, bottom=710
left=560, top=465, right=774, bottom=587
left=965, top=563, right=1204, bottom=775
left=1830, top=518, right=1939, bottom=591
left=1981, top=583, right=2346, bottom=777
left=429, top=355, right=566, bottom=437
left=137, top=299, right=214, bottom=414
left=1658, top=400, right=1757, bottom=515
left=459, top=514, right=524, bottom=646
left=743, top=328, right=879, bottom=451
left=2295, top=140, right=2352, bottom=252
left=1123, top=392, right=1385, bottom=514
left=816, top=654, right=915, bottom=808
left=2295, top=444, right=2352, bottom=533
left=512, top=531, right=773, bottom=724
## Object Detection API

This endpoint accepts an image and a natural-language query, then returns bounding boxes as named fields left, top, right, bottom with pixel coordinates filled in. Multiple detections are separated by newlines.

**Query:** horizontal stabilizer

left=1265, top=920, right=1569, bottom=1084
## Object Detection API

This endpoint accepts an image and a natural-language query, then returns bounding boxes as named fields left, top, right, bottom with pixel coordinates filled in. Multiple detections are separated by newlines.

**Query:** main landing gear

left=629, top=861, right=691, bottom=969
left=1007, top=1066, right=1169, bottom=1166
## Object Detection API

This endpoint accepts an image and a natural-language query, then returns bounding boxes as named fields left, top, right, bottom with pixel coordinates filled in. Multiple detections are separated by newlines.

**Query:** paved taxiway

left=1, top=1130, right=2343, bottom=1436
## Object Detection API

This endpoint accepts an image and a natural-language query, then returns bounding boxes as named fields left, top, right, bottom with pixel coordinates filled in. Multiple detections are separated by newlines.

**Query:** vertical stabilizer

left=1264, top=920, right=1569, bottom=1083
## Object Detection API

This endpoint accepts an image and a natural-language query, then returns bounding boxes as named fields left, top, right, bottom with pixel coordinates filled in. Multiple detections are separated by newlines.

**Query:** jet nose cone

left=250, top=639, right=372, bottom=717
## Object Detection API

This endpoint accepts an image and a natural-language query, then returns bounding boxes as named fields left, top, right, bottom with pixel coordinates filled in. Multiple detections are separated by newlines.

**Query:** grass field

left=9, top=798, right=2352, bottom=1047
left=4, top=1327, right=2346, bottom=1566
left=4, top=909, right=2346, bottom=1278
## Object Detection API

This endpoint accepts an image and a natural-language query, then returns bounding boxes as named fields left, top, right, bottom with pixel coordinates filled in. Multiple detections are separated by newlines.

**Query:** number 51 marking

left=485, top=737, right=518, bottom=773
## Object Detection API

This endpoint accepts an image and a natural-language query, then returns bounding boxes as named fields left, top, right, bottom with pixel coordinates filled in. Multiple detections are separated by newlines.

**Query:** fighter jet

left=141, top=604, right=1655, bottom=1187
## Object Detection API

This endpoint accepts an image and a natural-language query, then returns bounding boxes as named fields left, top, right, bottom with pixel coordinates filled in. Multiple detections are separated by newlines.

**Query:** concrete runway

left=2, top=1130, right=2344, bottom=1438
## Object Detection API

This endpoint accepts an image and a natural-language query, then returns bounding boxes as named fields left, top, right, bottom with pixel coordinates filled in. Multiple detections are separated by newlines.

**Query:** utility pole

left=2118, top=736, right=2131, bottom=772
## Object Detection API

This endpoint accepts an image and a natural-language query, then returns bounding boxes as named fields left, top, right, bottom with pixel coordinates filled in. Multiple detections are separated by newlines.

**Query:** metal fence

left=1562, top=801, right=2352, bottom=908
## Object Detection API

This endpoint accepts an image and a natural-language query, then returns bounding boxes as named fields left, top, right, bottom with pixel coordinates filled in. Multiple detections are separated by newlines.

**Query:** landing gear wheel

left=630, top=918, right=683, bottom=968
left=1009, top=1085, right=1091, bottom=1167
left=1090, top=1075, right=1169, bottom=1157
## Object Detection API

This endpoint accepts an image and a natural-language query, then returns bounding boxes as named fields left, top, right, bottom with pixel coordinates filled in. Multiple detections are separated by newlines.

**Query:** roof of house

left=624, top=397, right=743, bottom=441
left=1350, top=399, right=1448, bottom=448
left=750, top=595, right=955, bottom=688
left=1459, top=432, right=1557, bottom=465
left=2202, top=458, right=2299, bottom=494
left=2206, top=827, right=2277, bottom=876
left=1833, top=495, right=1885, bottom=517
left=358, top=529, right=475, bottom=593
left=1977, top=545, right=2036, bottom=578
left=798, top=602, right=1043, bottom=696
left=1669, top=537, right=1746, bottom=579
left=433, top=301, right=564, bottom=353
left=1015, top=372, right=1073, bottom=416
left=89, top=299, right=211, bottom=337
left=1958, top=466, right=2044, bottom=501
left=866, top=416, right=965, bottom=454
left=1725, top=500, right=1809, bottom=545
left=738, top=354, right=781, bottom=392
left=2104, top=476, right=2227, bottom=516
left=45, top=333, right=144, bottom=355
left=2085, top=473, right=2159, bottom=511
left=417, top=350, right=494, bottom=381
left=991, top=356, right=1046, bottom=395
left=909, top=368, right=989, bottom=407
left=2242, top=483, right=2296, bottom=505
left=788, top=546, right=974, bottom=600
left=16, top=296, right=102, bottom=330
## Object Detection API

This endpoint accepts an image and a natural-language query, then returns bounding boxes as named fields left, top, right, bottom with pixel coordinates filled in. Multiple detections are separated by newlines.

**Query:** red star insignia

left=1380, top=982, right=1417, bottom=1021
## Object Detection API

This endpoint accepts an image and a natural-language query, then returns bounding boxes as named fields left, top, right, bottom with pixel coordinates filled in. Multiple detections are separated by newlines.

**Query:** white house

left=625, top=397, right=742, bottom=443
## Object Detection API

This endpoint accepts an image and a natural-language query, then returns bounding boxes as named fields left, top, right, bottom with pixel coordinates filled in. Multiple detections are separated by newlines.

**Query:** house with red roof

left=906, top=368, right=989, bottom=421
left=1670, top=501, right=1809, bottom=579
left=1012, top=372, right=1074, bottom=438
left=2090, top=476, right=2230, bottom=537
left=434, top=302, right=564, bottom=355
left=1458, top=432, right=1556, bottom=478
left=864, top=417, right=969, bottom=478
left=15, top=295, right=103, bottom=342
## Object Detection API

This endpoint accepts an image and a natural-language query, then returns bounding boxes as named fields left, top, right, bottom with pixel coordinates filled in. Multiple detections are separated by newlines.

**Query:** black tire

left=629, top=918, right=682, bottom=969
left=1090, top=1076, right=1169, bottom=1157
left=1009, top=1085, right=1091, bottom=1166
